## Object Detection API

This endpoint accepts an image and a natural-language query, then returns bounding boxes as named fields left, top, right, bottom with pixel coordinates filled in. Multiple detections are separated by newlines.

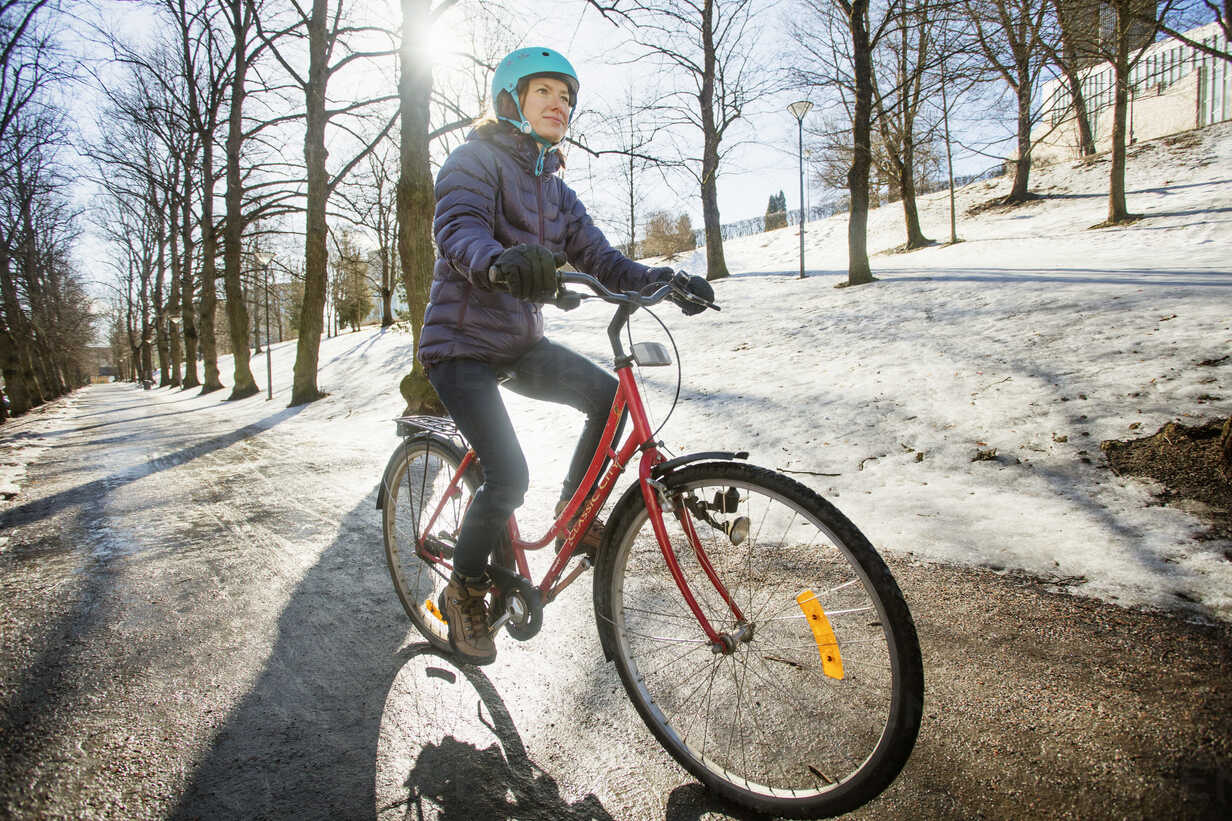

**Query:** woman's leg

left=504, top=338, right=624, bottom=502
left=427, top=359, right=529, bottom=579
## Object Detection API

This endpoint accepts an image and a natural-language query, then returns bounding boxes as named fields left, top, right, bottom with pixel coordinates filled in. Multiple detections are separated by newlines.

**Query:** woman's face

left=519, top=76, right=572, bottom=143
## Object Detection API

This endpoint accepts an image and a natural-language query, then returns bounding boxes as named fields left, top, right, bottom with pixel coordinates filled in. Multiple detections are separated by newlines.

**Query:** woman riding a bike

left=419, top=46, right=713, bottom=664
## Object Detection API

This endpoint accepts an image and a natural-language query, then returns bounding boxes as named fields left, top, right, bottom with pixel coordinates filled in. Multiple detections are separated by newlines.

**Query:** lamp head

left=787, top=100, right=813, bottom=121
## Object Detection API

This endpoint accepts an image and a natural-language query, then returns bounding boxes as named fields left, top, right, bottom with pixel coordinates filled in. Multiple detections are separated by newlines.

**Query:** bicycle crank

left=487, top=565, right=543, bottom=641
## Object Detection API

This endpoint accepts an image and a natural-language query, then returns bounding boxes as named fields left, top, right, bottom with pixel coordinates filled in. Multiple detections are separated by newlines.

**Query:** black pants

left=427, top=338, right=622, bottom=579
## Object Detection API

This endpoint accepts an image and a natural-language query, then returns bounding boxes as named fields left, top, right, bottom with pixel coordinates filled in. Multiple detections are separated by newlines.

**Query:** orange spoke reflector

left=425, top=598, right=446, bottom=624
left=797, top=590, right=843, bottom=680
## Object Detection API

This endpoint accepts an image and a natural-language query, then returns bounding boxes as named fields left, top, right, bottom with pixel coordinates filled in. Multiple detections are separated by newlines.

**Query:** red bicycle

left=378, top=271, right=923, bottom=818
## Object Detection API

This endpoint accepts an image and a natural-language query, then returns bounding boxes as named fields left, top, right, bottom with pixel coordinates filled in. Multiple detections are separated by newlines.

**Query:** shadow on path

left=171, top=489, right=614, bottom=820
left=0, top=404, right=306, bottom=531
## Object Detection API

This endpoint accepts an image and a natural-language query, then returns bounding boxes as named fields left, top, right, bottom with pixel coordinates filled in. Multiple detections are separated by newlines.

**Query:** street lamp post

left=257, top=252, right=276, bottom=401
left=787, top=100, right=813, bottom=279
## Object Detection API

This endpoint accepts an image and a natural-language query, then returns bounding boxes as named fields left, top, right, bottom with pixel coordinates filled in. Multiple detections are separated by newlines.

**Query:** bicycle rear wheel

left=595, top=462, right=923, bottom=818
left=381, top=435, right=476, bottom=652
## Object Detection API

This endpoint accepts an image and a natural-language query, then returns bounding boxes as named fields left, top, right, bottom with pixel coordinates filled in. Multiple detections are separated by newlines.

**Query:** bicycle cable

left=625, top=304, right=682, bottom=444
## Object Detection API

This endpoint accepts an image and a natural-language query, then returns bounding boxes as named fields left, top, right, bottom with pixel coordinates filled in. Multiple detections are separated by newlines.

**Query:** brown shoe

left=555, top=499, right=603, bottom=558
left=440, top=574, right=496, bottom=665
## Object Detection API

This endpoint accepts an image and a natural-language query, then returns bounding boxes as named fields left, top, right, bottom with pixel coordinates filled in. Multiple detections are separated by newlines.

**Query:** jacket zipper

left=536, top=173, right=546, bottom=244
left=528, top=173, right=545, bottom=345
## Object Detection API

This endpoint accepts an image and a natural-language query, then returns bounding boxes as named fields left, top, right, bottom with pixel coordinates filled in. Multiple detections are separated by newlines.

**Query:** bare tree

left=1, top=0, right=77, bottom=415
left=791, top=0, right=903, bottom=285
left=256, top=0, right=398, bottom=407
left=217, top=0, right=262, bottom=398
left=588, top=0, right=778, bottom=281
left=965, top=0, right=1053, bottom=203
left=89, top=43, right=195, bottom=387
left=153, top=0, right=232, bottom=394
left=871, top=0, right=941, bottom=250
left=1091, top=0, right=1157, bottom=225
left=335, top=143, right=399, bottom=326
left=1045, top=0, right=1099, bottom=156
left=394, top=0, right=455, bottom=415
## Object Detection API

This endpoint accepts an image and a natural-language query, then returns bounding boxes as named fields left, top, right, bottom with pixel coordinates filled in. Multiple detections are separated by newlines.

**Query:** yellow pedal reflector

left=797, top=591, right=844, bottom=680
left=425, top=598, right=446, bottom=624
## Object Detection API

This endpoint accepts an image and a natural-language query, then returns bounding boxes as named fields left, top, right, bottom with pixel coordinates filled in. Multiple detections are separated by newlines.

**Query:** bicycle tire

left=594, top=462, right=923, bottom=818
left=381, top=435, right=477, bottom=652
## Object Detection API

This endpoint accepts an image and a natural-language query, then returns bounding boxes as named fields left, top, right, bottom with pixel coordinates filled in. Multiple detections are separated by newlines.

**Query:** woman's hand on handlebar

left=490, top=244, right=563, bottom=302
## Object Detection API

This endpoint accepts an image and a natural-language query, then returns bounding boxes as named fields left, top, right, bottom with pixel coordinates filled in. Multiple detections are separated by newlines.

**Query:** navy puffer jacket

left=418, top=123, right=660, bottom=367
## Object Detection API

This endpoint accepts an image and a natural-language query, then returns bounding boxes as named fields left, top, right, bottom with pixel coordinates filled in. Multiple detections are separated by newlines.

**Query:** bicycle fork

left=639, top=460, right=751, bottom=655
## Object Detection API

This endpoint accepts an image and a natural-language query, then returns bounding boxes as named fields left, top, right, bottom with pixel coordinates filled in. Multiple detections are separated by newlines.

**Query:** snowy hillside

left=4, top=122, right=1231, bottom=619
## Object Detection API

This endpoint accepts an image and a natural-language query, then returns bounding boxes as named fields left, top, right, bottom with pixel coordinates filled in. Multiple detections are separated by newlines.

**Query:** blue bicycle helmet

left=491, top=47, right=579, bottom=137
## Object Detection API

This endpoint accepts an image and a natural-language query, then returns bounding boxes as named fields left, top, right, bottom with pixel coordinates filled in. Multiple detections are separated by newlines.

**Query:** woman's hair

left=474, top=77, right=545, bottom=126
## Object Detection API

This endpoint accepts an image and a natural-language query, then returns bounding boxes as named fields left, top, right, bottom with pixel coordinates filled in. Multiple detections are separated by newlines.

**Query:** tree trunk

left=179, top=167, right=200, bottom=389
left=222, top=0, right=259, bottom=400
left=7, top=214, right=45, bottom=405
left=379, top=286, right=393, bottom=327
left=1063, top=65, right=1097, bottom=156
left=198, top=136, right=223, bottom=394
left=290, top=0, right=330, bottom=407
left=0, top=241, right=33, bottom=415
left=154, top=201, right=172, bottom=387
left=846, top=0, right=875, bottom=286
left=698, top=0, right=729, bottom=281
left=1057, top=0, right=1098, bottom=156
left=1106, top=3, right=1132, bottom=224
left=942, top=79, right=959, bottom=244
left=1009, top=66, right=1033, bottom=201
left=897, top=116, right=930, bottom=248
left=395, top=0, right=444, bottom=414
left=167, top=185, right=183, bottom=387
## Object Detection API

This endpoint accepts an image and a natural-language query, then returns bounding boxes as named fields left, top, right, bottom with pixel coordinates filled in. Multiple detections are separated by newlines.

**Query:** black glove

left=492, top=244, right=564, bottom=302
left=673, top=274, right=714, bottom=316
left=648, top=266, right=675, bottom=283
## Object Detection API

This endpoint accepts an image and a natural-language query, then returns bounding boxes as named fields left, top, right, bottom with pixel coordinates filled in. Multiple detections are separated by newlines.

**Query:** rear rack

left=393, top=414, right=467, bottom=447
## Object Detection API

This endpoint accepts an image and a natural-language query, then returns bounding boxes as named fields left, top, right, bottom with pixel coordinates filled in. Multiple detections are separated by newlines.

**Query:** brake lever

left=553, top=289, right=583, bottom=311
left=668, top=272, right=721, bottom=312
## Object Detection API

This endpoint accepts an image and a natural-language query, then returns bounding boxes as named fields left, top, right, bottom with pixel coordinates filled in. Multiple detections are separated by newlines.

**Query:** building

left=1033, top=21, right=1231, bottom=163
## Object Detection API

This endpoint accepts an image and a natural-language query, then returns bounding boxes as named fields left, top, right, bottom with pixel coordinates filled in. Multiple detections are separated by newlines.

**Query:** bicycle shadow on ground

left=664, top=784, right=761, bottom=821
left=168, top=488, right=616, bottom=821
left=383, top=645, right=615, bottom=821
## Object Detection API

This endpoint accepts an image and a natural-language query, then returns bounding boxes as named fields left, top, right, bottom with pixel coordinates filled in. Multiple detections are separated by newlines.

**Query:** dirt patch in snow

left=1101, top=418, right=1232, bottom=543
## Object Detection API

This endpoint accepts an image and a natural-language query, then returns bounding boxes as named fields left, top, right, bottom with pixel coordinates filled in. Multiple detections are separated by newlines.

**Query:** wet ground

left=1, top=383, right=1229, bottom=819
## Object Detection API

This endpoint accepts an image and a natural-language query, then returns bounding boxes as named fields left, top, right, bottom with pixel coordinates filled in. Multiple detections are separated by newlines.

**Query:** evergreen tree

left=765, top=190, right=788, bottom=230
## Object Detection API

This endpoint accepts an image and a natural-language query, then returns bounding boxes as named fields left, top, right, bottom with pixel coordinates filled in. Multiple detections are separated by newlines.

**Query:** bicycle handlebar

left=487, top=264, right=720, bottom=314
left=560, top=270, right=720, bottom=314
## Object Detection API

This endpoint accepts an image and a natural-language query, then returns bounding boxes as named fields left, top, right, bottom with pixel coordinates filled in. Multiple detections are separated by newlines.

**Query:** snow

left=4, top=122, right=1230, bottom=619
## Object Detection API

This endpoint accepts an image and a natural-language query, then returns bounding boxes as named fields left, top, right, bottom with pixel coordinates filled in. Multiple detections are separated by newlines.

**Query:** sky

left=6, top=117, right=1231, bottom=623
left=63, top=0, right=1223, bottom=275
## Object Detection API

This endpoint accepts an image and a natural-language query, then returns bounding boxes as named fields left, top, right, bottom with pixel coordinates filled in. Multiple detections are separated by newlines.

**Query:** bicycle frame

left=413, top=275, right=743, bottom=649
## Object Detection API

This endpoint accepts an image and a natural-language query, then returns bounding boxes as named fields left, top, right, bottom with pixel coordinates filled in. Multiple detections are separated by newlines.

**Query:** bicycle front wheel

left=381, top=435, right=476, bottom=652
left=595, top=462, right=923, bottom=818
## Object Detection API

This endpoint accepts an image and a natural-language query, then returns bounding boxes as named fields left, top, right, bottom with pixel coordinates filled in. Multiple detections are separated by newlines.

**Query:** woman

left=419, top=46, right=713, bottom=664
